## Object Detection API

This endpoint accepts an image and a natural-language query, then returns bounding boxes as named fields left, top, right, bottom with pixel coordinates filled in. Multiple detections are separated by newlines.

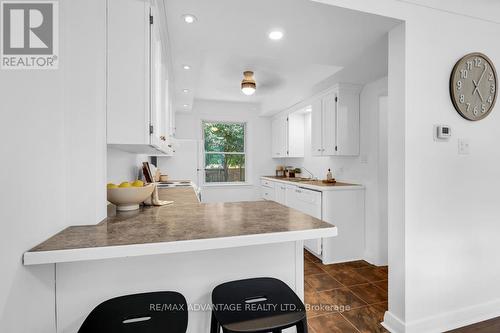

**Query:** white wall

left=278, top=76, right=389, bottom=266
left=158, top=99, right=277, bottom=202
left=316, top=1, right=500, bottom=332
left=0, top=1, right=107, bottom=332
left=107, top=148, right=145, bottom=184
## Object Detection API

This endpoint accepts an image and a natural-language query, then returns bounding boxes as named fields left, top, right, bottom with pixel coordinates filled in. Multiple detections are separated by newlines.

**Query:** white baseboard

left=382, top=298, right=500, bottom=333
left=382, top=311, right=406, bottom=333
left=363, top=253, right=388, bottom=266
left=321, top=256, right=363, bottom=265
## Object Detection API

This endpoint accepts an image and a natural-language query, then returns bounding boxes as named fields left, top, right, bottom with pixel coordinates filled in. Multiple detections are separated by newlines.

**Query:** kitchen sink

left=283, top=178, right=313, bottom=182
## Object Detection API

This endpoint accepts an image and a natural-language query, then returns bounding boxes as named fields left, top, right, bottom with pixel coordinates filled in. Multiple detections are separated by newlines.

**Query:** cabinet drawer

left=261, top=186, right=275, bottom=201
left=260, top=179, right=275, bottom=188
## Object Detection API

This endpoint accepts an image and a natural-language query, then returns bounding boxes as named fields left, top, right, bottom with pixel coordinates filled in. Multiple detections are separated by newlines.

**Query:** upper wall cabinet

left=311, top=83, right=361, bottom=156
left=271, top=115, right=287, bottom=158
left=271, top=112, right=305, bottom=158
left=106, top=0, right=174, bottom=156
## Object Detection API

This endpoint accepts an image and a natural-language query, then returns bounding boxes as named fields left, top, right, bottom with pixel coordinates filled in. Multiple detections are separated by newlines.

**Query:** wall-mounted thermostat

left=436, top=125, right=451, bottom=140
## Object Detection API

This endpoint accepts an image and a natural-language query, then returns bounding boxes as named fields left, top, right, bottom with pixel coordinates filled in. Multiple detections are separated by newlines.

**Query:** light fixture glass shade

left=241, top=71, right=256, bottom=96
left=241, top=85, right=256, bottom=96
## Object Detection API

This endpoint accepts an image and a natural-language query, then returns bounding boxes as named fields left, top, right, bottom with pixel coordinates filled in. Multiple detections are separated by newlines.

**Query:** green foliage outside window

left=203, top=122, right=245, bottom=183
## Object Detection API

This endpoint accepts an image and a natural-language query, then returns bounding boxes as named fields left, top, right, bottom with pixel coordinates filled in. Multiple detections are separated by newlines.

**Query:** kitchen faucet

left=301, top=167, right=317, bottom=180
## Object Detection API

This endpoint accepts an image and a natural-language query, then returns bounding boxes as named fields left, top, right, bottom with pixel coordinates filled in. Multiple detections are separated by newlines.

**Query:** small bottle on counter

left=326, top=168, right=333, bottom=181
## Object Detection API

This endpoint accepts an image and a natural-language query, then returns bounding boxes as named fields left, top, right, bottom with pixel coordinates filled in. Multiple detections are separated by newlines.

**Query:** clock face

left=450, top=53, right=497, bottom=121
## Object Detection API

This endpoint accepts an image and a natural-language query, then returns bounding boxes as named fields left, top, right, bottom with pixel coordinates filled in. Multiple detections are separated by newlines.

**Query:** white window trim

left=201, top=120, right=248, bottom=186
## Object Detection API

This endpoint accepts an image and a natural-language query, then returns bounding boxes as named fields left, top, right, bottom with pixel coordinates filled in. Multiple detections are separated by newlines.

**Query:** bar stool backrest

left=78, top=291, right=188, bottom=333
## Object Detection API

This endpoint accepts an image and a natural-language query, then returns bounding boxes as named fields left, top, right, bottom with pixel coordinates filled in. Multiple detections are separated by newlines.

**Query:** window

left=203, top=121, right=246, bottom=184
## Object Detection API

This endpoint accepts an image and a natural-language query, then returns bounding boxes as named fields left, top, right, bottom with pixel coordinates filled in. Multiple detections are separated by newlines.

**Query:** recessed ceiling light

left=182, top=89, right=190, bottom=93
left=183, top=104, right=189, bottom=108
left=268, top=30, right=284, bottom=40
left=182, top=65, right=191, bottom=70
left=182, top=14, right=197, bottom=24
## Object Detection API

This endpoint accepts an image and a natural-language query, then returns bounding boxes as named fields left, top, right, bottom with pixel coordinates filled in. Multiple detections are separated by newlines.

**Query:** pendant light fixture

left=241, top=71, right=256, bottom=96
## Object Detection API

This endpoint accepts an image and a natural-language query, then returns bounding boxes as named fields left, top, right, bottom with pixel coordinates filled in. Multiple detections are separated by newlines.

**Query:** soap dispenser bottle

left=326, top=168, right=333, bottom=181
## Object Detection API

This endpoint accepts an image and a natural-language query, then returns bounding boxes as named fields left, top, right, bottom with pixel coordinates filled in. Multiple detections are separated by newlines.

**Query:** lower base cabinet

left=261, top=178, right=365, bottom=264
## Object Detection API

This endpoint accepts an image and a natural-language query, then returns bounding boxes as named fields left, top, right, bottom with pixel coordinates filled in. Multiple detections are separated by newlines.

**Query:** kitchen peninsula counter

left=23, top=186, right=336, bottom=332
left=24, top=187, right=336, bottom=265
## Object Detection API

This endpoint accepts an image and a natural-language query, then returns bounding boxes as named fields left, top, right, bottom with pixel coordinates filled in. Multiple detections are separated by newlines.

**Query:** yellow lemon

left=131, top=180, right=144, bottom=187
left=107, top=183, right=118, bottom=189
left=118, top=181, right=131, bottom=188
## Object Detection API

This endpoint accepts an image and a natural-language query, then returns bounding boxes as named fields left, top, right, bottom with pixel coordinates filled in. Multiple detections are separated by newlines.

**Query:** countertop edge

left=261, top=176, right=365, bottom=191
left=23, top=226, right=337, bottom=265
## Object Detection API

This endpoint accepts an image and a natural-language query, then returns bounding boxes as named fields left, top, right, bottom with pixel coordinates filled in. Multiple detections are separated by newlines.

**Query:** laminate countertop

left=261, top=176, right=364, bottom=191
left=24, top=187, right=337, bottom=265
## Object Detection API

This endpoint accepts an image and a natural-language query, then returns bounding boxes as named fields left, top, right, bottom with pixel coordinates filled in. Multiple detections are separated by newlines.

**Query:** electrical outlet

left=458, top=139, right=470, bottom=155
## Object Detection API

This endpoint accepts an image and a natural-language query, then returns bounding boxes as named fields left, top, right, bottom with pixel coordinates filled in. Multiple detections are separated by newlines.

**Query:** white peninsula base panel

left=321, top=189, right=365, bottom=264
left=56, top=241, right=304, bottom=333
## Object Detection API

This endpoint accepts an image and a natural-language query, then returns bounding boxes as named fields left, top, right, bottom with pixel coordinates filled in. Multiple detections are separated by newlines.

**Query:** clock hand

left=472, top=64, right=488, bottom=99
left=472, top=80, right=484, bottom=102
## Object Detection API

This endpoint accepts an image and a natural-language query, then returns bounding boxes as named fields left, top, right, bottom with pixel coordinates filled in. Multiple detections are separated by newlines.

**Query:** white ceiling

left=163, top=0, right=400, bottom=115
left=398, top=0, right=500, bottom=24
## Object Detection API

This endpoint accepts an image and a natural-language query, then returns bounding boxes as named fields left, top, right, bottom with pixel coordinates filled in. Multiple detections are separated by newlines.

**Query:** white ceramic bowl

left=107, top=184, right=154, bottom=211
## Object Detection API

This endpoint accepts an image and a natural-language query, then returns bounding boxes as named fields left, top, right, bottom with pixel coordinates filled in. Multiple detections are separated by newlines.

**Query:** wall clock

left=450, top=52, right=497, bottom=121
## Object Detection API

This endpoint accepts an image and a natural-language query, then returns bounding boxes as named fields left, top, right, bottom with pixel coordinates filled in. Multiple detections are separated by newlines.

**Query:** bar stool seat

left=78, top=291, right=188, bottom=333
left=210, top=277, right=307, bottom=333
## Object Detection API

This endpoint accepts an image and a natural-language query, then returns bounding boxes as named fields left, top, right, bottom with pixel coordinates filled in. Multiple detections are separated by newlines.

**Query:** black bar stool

left=210, top=277, right=308, bottom=333
left=79, top=291, right=188, bottom=333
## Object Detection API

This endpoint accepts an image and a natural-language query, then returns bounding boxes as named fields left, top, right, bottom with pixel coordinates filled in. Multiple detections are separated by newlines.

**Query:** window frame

left=201, top=120, right=248, bottom=186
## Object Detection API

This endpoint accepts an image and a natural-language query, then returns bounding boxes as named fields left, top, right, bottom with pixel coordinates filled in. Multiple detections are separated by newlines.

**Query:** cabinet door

left=336, top=92, right=360, bottom=156
left=275, top=184, right=287, bottom=205
left=310, top=99, right=323, bottom=156
left=285, top=185, right=298, bottom=208
left=287, top=113, right=305, bottom=157
left=296, top=188, right=323, bottom=257
left=107, top=0, right=150, bottom=144
left=321, top=92, right=337, bottom=155
left=261, top=186, right=275, bottom=201
left=150, top=23, right=162, bottom=147
left=271, top=115, right=287, bottom=158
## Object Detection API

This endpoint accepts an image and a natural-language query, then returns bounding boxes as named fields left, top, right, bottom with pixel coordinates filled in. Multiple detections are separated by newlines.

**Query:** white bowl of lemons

left=107, top=180, right=154, bottom=211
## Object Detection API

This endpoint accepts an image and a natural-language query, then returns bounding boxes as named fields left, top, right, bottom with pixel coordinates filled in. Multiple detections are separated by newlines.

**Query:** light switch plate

left=458, top=138, right=470, bottom=155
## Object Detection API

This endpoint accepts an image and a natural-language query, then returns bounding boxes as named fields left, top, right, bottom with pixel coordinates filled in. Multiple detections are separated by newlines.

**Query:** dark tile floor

left=303, top=250, right=500, bottom=333
left=304, top=250, right=389, bottom=333
left=446, top=316, right=500, bottom=333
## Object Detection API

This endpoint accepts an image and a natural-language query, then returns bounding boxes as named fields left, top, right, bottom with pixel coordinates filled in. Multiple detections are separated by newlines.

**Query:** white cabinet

left=271, top=113, right=305, bottom=158
left=106, top=0, right=174, bottom=156
left=261, top=187, right=275, bottom=201
left=293, top=188, right=323, bottom=256
left=260, top=177, right=365, bottom=265
left=311, top=83, right=361, bottom=156
left=322, top=189, right=365, bottom=264
left=271, top=115, right=287, bottom=158
left=275, top=183, right=287, bottom=205
left=261, top=180, right=289, bottom=206
left=261, top=179, right=275, bottom=201
left=285, top=184, right=298, bottom=207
